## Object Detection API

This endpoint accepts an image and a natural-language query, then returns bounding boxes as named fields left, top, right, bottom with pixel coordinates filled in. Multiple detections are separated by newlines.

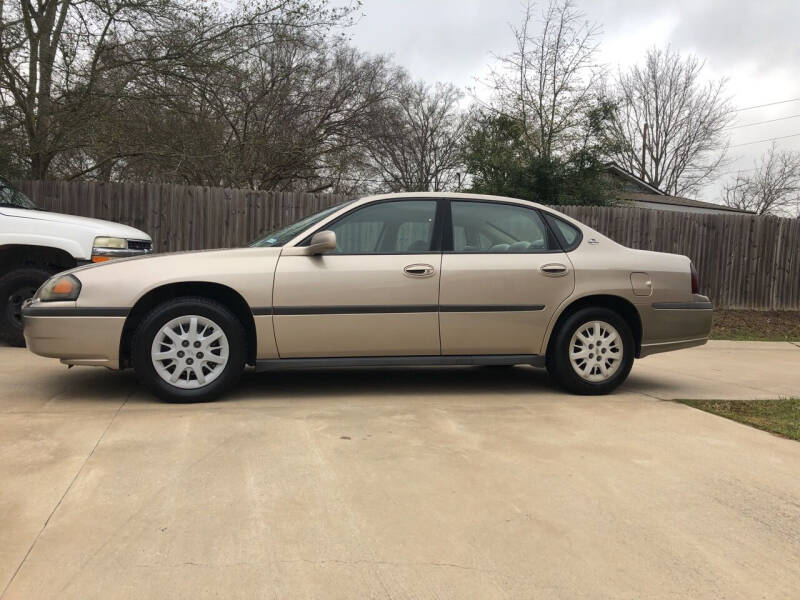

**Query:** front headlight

left=94, top=236, right=127, bottom=249
left=37, top=274, right=82, bottom=302
left=92, top=236, right=128, bottom=262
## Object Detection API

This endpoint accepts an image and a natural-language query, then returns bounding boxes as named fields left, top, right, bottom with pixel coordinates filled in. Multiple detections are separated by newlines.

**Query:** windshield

left=249, top=201, right=352, bottom=247
left=0, top=177, right=37, bottom=210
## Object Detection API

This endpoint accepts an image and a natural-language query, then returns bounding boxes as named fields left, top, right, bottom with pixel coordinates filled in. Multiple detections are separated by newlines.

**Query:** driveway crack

left=0, top=386, right=134, bottom=599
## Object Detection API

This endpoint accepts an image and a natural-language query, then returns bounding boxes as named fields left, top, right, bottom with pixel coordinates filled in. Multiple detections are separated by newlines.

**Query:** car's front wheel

left=546, top=307, right=634, bottom=395
left=132, top=297, right=246, bottom=403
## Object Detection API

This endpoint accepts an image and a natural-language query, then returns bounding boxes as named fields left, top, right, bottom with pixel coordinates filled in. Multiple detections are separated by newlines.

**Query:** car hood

left=70, top=246, right=284, bottom=309
left=0, top=206, right=150, bottom=239
left=68, top=247, right=234, bottom=275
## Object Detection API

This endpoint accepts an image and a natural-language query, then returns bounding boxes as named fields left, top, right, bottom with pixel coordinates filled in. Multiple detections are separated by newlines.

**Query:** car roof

left=355, top=191, right=548, bottom=211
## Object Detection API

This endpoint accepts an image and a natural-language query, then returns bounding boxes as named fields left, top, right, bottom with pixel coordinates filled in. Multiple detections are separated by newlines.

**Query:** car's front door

left=272, top=199, right=442, bottom=357
left=439, top=200, right=575, bottom=356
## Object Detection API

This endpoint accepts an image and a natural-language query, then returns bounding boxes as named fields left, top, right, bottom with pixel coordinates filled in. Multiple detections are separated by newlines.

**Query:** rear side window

left=450, top=201, right=557, bottom=253
left=544, top=213, right=582, bottom=251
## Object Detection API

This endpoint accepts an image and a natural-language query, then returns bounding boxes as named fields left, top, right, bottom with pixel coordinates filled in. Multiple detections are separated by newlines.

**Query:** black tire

left=0, top=267, right=52, bottom=347
left=132, top=296, right=246, bottom=403
left=546, top=307, right=634, bottom=395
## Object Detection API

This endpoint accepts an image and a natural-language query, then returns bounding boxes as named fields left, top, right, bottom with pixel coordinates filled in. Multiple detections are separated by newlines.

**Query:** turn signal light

left=91, top=255, right=111, bottom=263
left=52, top=279, right=75, bottom=294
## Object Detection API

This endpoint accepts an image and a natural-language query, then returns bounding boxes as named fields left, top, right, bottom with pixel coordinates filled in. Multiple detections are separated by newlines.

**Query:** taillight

left=690, top=262, right=700, bottom=294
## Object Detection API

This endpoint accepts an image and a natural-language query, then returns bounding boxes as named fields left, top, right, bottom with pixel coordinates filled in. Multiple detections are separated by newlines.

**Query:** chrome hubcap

left=151, top=315, right=229, bottom=389
left=569, top=320, right=623, bottom=383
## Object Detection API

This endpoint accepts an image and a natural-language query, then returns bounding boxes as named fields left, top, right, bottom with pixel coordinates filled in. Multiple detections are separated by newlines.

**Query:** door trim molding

left=254, top=304, right=547, bottom=316
left=256, top=354, right=545, bottom=371
left=439, top=304, right=545, bottom=312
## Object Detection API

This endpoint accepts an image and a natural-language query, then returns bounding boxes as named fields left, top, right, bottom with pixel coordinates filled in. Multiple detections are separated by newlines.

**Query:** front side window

left=450, top=201, right=555, bottom=252
left=325, top=200, right=437, bottom=254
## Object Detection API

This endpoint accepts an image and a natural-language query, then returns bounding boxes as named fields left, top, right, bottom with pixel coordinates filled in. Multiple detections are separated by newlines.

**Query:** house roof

left=603, top=162, right=753, bottom=214
left=604, top=162, right=666, bottom=195
left=619, top=191, right=754, bottom=214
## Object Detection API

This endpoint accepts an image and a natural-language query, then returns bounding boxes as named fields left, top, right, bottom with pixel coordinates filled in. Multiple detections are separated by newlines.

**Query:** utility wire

left=725, top=114, right=800, bottom=130
left=729, top=132, right=800, bottom=148
left=733, top=98, right=800, bottom=112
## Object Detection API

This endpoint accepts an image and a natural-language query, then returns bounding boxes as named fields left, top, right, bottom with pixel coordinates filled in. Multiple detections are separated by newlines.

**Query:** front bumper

left=22, top=301, right=125, bottom=369
left=90, top=244, right=152, bottom=262
left=639, top=295, right=713, bottom=358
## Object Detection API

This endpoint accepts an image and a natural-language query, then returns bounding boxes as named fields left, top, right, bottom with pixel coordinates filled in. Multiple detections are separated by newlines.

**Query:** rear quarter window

left=544, top=214, right=582, bottom=251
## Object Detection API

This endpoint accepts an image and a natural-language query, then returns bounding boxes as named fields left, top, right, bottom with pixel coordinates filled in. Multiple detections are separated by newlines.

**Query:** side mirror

left=307, top=230, right=336, bottom=255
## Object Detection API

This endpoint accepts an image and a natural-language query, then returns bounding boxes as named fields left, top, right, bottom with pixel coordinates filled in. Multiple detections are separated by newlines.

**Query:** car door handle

left=540, top=263, right=569, bottom=277
left=403, top=263, right=435, bottom=278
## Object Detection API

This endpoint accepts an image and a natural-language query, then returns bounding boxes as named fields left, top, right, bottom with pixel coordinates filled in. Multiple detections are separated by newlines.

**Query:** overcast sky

left=343, top=0, right=800, bottom=205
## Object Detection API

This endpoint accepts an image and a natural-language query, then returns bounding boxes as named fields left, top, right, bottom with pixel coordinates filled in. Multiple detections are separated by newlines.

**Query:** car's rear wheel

left=0, top=267, right=52, bottom=347
left=132, top=297, right=246, bottom=403
left=546, top=307, right=634, bottom=395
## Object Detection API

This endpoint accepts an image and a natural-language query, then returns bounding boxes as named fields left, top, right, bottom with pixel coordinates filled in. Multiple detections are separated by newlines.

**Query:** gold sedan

left=23, top=193, right=712, bottom=402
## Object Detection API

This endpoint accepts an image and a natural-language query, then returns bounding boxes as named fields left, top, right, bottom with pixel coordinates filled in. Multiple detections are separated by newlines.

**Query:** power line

left=729, top=132, right=800, bottom=148
left=725, top=114, right=800, bottom=130
left=733, top=98, right=800, bottom=112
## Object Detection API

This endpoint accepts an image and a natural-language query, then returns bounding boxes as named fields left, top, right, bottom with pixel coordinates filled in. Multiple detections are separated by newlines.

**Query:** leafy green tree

left=462, top=109, right=616, bottom=206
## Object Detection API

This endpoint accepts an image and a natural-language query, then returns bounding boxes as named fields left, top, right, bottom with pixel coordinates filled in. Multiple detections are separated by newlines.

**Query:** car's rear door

left=439, top=199, right=575, bottom=356
left=272, top=199, right=443, bottom=357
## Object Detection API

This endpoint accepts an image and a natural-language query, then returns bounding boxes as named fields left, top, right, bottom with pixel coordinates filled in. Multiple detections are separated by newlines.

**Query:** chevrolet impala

left=23, top=193, right=713, bottom=402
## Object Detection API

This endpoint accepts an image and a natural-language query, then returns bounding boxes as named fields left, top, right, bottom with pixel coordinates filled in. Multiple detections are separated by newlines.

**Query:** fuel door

left=630, top=272, right=653, bottom=297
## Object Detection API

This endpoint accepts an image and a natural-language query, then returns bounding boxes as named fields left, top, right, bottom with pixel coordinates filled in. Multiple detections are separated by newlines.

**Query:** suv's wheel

left=546, top=307, right=634, bottom=395
left=0, top=267, right=52, bottom=347
left=132, top=297, right=246, bottom=403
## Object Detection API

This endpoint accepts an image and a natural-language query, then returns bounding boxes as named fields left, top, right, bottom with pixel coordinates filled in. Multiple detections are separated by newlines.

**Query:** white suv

left=0, top=176, right=151, bottom=346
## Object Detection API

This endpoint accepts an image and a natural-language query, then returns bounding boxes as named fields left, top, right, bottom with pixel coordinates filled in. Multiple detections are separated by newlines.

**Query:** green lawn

left=677, top=398, right=800, bottom=441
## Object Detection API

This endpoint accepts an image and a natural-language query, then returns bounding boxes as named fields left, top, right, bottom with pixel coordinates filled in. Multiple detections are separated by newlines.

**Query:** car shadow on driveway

left=13, top=353, right=678, bottom=408
left=234, top=365, right=561, bottom=401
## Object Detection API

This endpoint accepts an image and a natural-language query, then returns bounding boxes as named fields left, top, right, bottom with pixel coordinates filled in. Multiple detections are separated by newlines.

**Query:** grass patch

left=677, top=398, right=800, bottom=441
left=711, top=310, right=800, bottom=342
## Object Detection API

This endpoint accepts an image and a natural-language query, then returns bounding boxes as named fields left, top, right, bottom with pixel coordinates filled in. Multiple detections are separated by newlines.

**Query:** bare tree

left=486, top=0, right=603, bottom=161
left=97, top=31, right=398, bottom=192
left=0, top=0, right=354, bottom=180
left=362, top=77, right=467, bottom=192
left=721, top=144, right=800, bottom=216
left=605, top=46, right=733, bottom=196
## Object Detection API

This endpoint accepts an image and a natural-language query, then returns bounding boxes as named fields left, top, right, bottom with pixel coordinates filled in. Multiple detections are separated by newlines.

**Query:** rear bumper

left=639, top=296, right=713, bottom=358
left=23, top=305, right=125, bottom=369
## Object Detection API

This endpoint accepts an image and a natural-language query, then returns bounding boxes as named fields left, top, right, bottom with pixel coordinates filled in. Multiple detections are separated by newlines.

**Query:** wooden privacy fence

left=17, top=180, right=800, bottom=311
left=17, top=180, right=349, bottom=253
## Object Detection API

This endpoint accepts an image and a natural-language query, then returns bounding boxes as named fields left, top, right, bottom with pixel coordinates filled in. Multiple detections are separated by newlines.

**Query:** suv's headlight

left=93, top=236, right=127, bottom=262
left=93, top=236, right=127, bottom=249
left=36, top=274, right=82, bottom=302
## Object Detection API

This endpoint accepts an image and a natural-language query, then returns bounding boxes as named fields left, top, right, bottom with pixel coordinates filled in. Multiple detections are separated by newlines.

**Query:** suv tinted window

left=450, top=201, right=555, bottom=252
left=0, top=177, right=37, bottom=210
left=327, top=200, right=437, bottom=254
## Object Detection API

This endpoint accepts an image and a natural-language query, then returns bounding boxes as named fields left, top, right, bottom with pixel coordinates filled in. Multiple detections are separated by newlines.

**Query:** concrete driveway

left=1, top=341, right=799, bottom=599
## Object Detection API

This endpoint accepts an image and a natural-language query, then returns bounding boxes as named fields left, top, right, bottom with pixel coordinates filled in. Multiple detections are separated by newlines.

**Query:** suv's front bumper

left=90, top=240, right=152, bottom=263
